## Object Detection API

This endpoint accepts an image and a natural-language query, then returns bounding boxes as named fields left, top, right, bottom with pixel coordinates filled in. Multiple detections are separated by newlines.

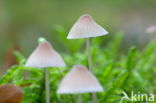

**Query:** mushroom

left=67, top=14, right=108, bottom=39
left=67, top=14, right=108, bottom=102
left=0, top=84, right=23, bottom=103
left=57, top=65, right=103, bottom=103
left=146, top=25, right=156, bottom=39
left=25, top=37, right=66, bottom=103
left=67, top=14, right=108, bottom=71
left=146, top=25, right=156, bottom=34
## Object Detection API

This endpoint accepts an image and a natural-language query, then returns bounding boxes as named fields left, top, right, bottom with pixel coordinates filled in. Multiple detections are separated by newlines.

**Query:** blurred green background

left=1, top=0, right=156, bottom=102
left=0, top=0, right=156, bottom=68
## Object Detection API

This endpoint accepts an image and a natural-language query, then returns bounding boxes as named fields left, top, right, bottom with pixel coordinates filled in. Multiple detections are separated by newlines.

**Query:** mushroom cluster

left=24, top=14, right=108, bottom=103
left=65, top=14, right=108, bottom=103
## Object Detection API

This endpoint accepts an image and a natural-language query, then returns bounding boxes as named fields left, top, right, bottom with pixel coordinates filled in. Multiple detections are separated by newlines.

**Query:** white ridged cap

left=25, top=40, right=66, bottom=68
left=67, top=14, right=108, bottom=39
left=57, top=65, right=103, bottom=94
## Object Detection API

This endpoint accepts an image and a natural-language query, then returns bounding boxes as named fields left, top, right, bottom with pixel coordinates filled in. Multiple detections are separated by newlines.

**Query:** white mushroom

left=25, top=39, right=65, bottom=68
left=67, top=14, right=108, bottom=39
left=146, top=25, right=156, bottom=34
left=25, top=37, right=66, bottom=103
left=57, top=65, right=103, bottom=94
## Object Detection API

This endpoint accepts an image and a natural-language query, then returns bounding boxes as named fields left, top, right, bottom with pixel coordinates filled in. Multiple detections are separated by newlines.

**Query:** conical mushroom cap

left=0, top=84, right=23, bottom=103
left=67, top=14, right=108, bottom=39
left=57, top=65, right=103, bottom=94
left=25, top=41, right=66, bottom=68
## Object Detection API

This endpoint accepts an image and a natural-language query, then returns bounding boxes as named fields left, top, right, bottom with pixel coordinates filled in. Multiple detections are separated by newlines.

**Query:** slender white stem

left=86, top=38, right=93, bottom=72
left=152, top=32, right=156, bottom=55
left=152, top=32, right=155, bottom=43
left=92, top=93, right=98, bottom=103
left=77, top=94, right=82, bottom=103
left=86, top=38, right=98, bottom=103
left=24, top=70, right=29, bottom=79
left=45, top=68, right=50, bottom=103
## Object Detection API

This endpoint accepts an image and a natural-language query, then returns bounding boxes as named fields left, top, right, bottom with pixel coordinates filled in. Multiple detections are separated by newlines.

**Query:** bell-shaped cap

left=57, top=65, right=103, bottom=94
left=146, top=25, right=156, bottom=34
left=67, top=14, right=108, bottom=39
left=0, top=84, right=23, bottom=103
left=25, top=39, right=66, bottom=68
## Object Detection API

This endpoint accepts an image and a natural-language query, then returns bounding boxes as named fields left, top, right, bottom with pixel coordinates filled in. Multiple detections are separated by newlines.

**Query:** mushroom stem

left=86, top=38, right=98, bottom=103
left=86, top=38, right=93, bottom=72
left=92, top=93, right=98, bottom=103
left=152, top=32, right=155, bottom=42
left=153, top=32, right=156, bottom=54
left=24, top=71, right=30, bottom=79
left=77, top=94, right=82, bottom=103
left=45, top=68, right=50, bottom=103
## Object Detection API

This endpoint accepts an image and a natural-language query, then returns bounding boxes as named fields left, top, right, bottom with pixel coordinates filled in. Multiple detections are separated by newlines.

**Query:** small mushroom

left=25, top=38, right=65, bottom=68
left=67, top=14, right=108, bottom=39
left=146, top=25, right=156, bottom=34
left=146, top=25, right=156, bottom=43
left=67, top=14, right=108, bottom=71
left=25, top=37, right=66, bottom=103
left=57, top=65, right=103, bottom=103
left=0, top=84, right=23, bottom=103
